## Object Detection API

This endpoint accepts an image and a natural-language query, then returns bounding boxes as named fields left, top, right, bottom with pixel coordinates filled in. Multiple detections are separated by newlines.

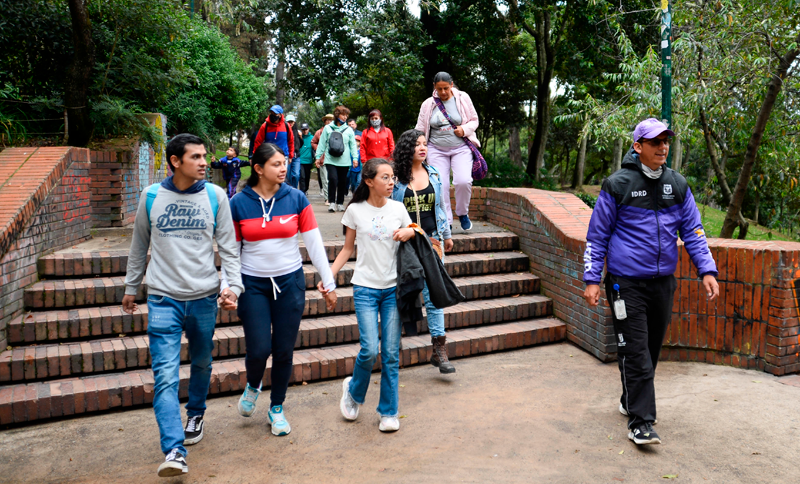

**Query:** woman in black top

left=391, top=129, right=456, bottom=373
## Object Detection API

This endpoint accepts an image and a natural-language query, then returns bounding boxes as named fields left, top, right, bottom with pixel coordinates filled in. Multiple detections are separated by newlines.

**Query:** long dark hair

left=247, top=142, right=285, bottom=186
left=368, top=109, right=385, bottom=129
left=342, top=158, right=393, bottom=235
left=393, top=129, right=425, bottom=185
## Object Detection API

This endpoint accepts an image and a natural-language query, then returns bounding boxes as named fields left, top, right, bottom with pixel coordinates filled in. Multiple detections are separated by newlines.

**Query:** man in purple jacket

left=583, top=118, right=720, bottom=446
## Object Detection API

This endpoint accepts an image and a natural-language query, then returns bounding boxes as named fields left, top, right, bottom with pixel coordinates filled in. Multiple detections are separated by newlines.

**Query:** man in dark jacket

left=583, top=118, right=719, bottom=446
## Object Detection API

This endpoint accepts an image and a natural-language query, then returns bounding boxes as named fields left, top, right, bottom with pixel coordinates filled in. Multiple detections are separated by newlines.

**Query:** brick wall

left=0, top=148, right=92, bottom=349
left=89, top=141, right=167, bottom=228
left=463, top=187, right=800, bottom=375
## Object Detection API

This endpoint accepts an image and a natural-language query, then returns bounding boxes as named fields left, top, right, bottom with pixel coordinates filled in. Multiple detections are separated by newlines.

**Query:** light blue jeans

left=147, top=293, right=217, bottom=455
left=289, top=157, right=302, bottom=188
left=349, top=285, right=402, bottom=417
left=423, top=235, right=445, bottom=337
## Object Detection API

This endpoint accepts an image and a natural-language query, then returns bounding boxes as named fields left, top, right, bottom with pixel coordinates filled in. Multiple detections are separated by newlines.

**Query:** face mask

left=269, top=114, right=280, bottom=123
left=370, top=119, right=381, bottom=128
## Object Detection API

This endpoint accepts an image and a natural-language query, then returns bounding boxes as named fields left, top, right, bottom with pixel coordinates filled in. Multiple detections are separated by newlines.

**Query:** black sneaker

left=157, top=449, right=188, bottom=477
left=183, top=415, right=204, bottom=445
left=628, top=422, right=661, bottom=445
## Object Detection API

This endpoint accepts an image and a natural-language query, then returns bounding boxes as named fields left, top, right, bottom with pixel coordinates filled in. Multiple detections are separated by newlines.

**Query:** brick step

left=0, top=318, right=566, bottom=425
left=24, top=252, right=530, bottom=309
left=37, top=232, right=519, bottom=278
left=9, top=273, right=541, bottom=344
left=0, top=295, right=552, bottom=383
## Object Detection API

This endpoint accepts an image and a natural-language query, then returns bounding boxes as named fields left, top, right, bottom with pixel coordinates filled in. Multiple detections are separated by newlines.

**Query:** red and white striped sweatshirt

left=228, top=184, right=335, bottom=291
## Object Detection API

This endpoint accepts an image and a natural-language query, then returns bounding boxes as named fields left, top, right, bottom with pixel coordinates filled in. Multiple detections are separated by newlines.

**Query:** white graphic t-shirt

left=341, top=199, right=413, bottom=289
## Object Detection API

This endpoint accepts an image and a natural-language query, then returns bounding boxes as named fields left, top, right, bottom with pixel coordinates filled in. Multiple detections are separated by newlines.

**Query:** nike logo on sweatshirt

left=279, top=215, right=297, bottom=224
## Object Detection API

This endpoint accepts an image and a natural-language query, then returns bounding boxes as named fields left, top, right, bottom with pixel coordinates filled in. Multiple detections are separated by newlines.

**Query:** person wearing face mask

left=252, top=105, right=295, bottom=163
left=415, top=72, right=479, bottom=232
left=360, top=109, right=395, bottom=166
left=312, top=114, right=334, bottom=201
left=315, top=105, right=359, bottom=212
left=583, top=118, right=720, bottom=446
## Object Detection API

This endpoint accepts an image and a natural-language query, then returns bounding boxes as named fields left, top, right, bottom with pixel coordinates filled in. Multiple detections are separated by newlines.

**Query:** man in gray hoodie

left=122, top=133, right=243, bottom=478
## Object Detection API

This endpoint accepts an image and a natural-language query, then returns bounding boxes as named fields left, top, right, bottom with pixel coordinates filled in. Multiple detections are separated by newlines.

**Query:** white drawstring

left=270, top=277, right=282, bottom=300
left=259, top=196, right=275, bottom=227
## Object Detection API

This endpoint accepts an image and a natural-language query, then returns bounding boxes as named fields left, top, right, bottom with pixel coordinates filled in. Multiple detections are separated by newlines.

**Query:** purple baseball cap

left=633, top=118, right=675, bottom=142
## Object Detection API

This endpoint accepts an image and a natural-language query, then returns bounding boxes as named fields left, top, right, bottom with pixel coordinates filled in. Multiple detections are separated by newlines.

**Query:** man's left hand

left=218, top=288, right=238, bottom=310
left=703, top=274, right=719, bottom=301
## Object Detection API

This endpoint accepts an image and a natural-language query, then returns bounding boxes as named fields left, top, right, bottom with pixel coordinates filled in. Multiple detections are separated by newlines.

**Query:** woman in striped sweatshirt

left=227, top=142, right=337, bottom=436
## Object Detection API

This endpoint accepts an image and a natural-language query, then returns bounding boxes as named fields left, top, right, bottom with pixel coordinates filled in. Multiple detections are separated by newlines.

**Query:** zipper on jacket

left=650, top=179, right=662, bottom=277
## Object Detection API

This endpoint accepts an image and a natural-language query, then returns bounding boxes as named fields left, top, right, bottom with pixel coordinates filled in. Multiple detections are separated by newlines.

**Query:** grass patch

left=697, top=204, right=794, bottom=241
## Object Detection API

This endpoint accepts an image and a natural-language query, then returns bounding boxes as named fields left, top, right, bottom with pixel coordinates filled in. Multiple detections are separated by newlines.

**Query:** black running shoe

left=183, top=415, right=204, bottom=445
left=157, top=449, right=188, bottom=477
left=628, top=422, right=661, bottom=445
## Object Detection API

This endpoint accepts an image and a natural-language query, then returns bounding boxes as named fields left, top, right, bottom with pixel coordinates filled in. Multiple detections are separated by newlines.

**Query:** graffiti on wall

left=138, top=141, right=150, bottom=187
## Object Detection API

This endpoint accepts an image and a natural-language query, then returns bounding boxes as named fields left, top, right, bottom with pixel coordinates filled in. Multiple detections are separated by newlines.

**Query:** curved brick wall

left=461, top=187, right=800, bottom=375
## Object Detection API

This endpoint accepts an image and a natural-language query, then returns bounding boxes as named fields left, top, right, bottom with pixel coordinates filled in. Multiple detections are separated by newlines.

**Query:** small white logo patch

left=631, top=190, right=647, bottom=197
left=663, top=184, right=673, bottom=195
left=617, top=333, right=626, bottom=347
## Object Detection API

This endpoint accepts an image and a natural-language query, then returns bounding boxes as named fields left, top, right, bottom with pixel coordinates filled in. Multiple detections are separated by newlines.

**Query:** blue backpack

left=145, top=183, right=219, bottom=233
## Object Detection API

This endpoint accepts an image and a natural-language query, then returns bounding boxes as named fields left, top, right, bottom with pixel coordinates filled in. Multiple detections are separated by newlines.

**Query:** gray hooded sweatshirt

left=124, top=178, right=244, bottom=300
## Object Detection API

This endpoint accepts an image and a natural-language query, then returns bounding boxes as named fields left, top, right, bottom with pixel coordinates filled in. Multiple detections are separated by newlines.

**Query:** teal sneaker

left=238, top=383, right=261, bottom=417
left=268, top=405, right=291, bottom=436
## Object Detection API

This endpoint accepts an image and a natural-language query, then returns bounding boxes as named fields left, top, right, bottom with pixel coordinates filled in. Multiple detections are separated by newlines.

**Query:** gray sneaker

left=340, top=377, right=359, bottom=421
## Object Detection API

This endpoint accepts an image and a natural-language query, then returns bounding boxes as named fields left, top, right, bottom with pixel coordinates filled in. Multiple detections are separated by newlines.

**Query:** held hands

left=121, top=295, right=138, bottom=314
left=583, top=284, right=600, bottom=307
left=218, top=288, right=238, bottom=310
left=392, top=227, right=416, bottom=242
left=353, top=160, right=358, bottom=168
left=315, top=159, right=323, bottom=168
left=453, top=126, right=465, bottom=138
left=317, top=281, right=338, bottom=311
left=703, top=274, right=720, bottom=300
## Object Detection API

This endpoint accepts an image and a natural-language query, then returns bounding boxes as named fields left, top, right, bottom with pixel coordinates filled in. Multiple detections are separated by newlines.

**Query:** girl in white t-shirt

left=323, top=158, right=414, bottom=432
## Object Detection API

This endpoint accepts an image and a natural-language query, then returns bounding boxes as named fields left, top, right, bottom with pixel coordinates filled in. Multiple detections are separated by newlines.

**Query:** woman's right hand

left=324, top=291, right=337, bottom=311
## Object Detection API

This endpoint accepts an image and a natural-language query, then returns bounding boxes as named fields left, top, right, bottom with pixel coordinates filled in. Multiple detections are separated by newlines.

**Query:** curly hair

left=392, top=129, right=426, bottom=185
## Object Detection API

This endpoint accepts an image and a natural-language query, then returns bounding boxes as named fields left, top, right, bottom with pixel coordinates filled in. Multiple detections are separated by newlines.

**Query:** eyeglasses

left=640, top=138, right=671, bottom=147
left=379, top=175, right=398, bottom=184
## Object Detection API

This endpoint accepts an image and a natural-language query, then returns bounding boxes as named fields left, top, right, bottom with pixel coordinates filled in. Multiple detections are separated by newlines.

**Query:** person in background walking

left=583, top=118, right=719, bottom=446
left=297, top=123, right=314, bottom=195
left=210, top=146, right=249, bottom=199
left=312, top=114, right=334, bottom=201
left=122, top=134, right=243, bottom=478
left=285, top=114, right=303, bottom=189
left=360, top=109, right=395, bottom=164
left=229, top=142, right=336, bottom=437
left=347, top=118, right=362, bottom=195
left=315, top=105, right=358, bottom=212
left=328, top=158, right=414, bottom=432
left=415, top=72, right=479, bottom=231
left=252, top=105, right=294, bottom=164
left=391, top=129, right=455, bottom=373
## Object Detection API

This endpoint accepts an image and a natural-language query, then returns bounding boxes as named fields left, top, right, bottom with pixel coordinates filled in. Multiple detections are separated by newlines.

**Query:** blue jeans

left=349, top=285, right=401, bottom=417
left=348, top=169, right=361, bottom=192
left=289, top=157, right=301, bottom=188
left=147, top=294, right=217, bottom=455
left=422, top=234, right=445, bottom=337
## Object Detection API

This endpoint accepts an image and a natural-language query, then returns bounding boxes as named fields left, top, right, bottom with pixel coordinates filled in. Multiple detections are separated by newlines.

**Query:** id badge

left=613, top=298, right=627, bottom=320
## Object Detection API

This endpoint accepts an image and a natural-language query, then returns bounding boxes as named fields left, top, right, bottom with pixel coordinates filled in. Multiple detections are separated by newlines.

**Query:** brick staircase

left=0, top=231, right=565, bottom=425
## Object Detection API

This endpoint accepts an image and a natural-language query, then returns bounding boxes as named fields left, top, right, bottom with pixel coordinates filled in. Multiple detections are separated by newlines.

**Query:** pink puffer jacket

left=415, top=87, right=480, bottom=148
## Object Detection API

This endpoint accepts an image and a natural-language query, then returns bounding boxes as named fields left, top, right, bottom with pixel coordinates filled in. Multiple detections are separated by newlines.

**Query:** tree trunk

left=64, top=0, right=94, bottom=147
left=720, top=38, right=799, bottom=238
left=611, top=137, right=623, bottom=173
left=671, top=136, right=683, bottom=173
left=573, top=134, right=588, bottom=190
left=275, top=58, right=286, bottom=106
left=509, top=126, right=522, bottom=166
left=753, top=191, right=760, bottom=226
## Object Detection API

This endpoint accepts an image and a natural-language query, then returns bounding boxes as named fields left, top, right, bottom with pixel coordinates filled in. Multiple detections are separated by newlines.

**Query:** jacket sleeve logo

left=583, top=242, right=592, bottom=272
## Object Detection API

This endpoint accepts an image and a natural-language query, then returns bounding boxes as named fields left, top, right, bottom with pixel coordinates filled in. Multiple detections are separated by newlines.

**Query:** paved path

left=1, top=343, right=798, bottom=483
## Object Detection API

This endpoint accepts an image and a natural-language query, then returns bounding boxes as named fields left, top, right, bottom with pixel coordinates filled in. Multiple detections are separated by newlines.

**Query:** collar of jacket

left=621, top=149, right=666, bottom=180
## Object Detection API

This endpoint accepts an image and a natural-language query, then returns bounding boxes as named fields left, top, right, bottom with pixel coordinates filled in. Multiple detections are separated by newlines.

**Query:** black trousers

left=300, top=163, right=313, bottom=194
left=605, top=273, right=677, bottom=429
left=327, top=164, right=350, bottom=205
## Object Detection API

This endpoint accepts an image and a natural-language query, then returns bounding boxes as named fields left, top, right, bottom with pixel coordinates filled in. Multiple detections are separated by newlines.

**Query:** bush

left=576, top=192, right=597, bottom=208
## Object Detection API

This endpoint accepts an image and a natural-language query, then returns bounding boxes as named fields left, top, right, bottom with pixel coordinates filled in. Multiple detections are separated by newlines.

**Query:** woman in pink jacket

left=414, top=72, right=480, bottom=231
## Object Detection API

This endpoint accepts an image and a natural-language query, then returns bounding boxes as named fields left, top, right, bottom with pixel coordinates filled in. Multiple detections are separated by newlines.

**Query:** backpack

left=145, top=183, right=219, bottom=233
left=328, top=127, right=345, bottom=157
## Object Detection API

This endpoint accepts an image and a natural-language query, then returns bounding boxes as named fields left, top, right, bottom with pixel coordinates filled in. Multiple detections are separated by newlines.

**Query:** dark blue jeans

left=147, top=293, right=217, bottom=455
left=237, top=268, right=306, bottom=407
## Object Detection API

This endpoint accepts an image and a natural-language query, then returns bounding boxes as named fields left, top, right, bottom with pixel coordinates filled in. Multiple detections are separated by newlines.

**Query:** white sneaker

left=340, top=377, right=359, bottom=421
left=337, top=204, right=345, bottom=211
left=379, top=416, right=400, bottom=432
left=329, top=203, right=336, bottom=212
left=619, top=403, right=656, bottom=424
